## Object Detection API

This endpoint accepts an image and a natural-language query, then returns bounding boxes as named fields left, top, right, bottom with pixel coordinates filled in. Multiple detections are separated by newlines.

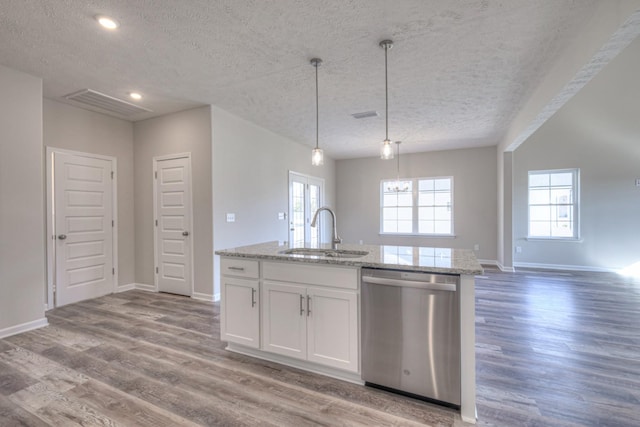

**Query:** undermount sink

left=280, top=248, right=369, bottom=258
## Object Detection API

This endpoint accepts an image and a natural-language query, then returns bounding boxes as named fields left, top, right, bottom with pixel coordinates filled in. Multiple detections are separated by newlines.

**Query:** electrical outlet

left=473, top=244, right=479, bottom=251
left=635, top=178, right=640, bottom=187
left=515, top=246, right=522, bottom=253
left=226, top=213, right=235, bottom=223
left=278, top=212, right=286, bottom=220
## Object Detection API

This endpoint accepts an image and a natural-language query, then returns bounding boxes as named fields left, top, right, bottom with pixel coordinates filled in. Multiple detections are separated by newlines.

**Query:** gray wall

left=211, top=106, right=336, bottom=297
left=336, top=146, right=497, bottom=261
left=43, top=99, right=135, bottom=286
left=134, top=106, right=213, bottom=295
left=513, top=37, right=640, bottom=270
left=0, top=65, right=46, bottom=331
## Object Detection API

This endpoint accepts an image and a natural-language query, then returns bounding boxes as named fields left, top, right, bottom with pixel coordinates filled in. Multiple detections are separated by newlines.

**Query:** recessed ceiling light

left=129, top=92, right=142, bottom=100
left=95, top=15, right=119, bottom=30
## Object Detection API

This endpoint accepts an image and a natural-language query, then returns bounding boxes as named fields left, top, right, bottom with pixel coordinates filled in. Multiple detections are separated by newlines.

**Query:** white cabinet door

left=307, top=287, right=359, bottom=372
left=221, top=277, right=259, bottom=348
left=262, top=281, right=307, bottom=360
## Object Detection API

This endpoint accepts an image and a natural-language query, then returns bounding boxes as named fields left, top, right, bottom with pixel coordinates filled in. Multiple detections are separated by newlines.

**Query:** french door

left=288, top=172, right=324, bottom=247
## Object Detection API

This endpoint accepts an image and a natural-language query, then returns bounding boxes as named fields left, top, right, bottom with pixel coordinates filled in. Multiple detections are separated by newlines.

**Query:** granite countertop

left=215, top=241, right=484, bottom=275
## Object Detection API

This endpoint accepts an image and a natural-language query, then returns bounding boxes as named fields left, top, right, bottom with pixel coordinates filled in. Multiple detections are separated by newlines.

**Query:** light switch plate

left=226, top=213, right=235, bottom=222
left=278, top=212, right=286, bottom=220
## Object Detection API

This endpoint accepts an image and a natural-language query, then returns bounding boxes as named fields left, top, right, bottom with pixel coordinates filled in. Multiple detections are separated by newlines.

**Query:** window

left=381, top=177, right=453, bottom=235
left=528, top=169, right=579, bottom=239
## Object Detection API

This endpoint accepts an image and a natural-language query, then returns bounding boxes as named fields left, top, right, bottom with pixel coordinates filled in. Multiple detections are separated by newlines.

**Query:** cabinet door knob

left=182, top=231, right=189, bottom=236
left=57, top=234, right=67, bottom=240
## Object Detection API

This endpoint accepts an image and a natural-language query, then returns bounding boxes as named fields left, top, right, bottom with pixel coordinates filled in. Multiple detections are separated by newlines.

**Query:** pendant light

left=380, top=40, right=394, bottom=160
left=386, top=141, right=409, bottom=192
left=311, top=58, right=324, bottom=166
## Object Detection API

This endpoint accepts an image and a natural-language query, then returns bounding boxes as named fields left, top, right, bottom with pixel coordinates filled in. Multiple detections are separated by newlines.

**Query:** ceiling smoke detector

left=351, top=111, right=379, bottom=119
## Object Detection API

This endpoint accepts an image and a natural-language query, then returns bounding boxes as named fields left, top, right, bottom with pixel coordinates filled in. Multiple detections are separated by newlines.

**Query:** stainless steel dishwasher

left=361, top=268, right=461, bottom=407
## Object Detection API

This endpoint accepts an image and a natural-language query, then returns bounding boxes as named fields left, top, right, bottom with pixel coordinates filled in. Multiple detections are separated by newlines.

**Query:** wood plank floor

left=1, top=268, right=639, bottom=426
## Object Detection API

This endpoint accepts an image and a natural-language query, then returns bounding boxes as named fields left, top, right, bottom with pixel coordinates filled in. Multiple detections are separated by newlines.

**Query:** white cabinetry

left=261, top=262, right=359, bottom=373
left=306, top=286, right=358, bottom=371
left=220, top=257, right=360, bottom=376
left=262, top=281, right=307, bottom=359
left=220, top=259, right=260, bottom=348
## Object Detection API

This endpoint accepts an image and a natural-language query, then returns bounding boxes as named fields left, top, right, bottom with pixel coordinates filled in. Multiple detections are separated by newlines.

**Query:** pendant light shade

left=381, top=139, right=394, bottom=159
left=312, top=147, right=323, bottom=166
left=311, top=58, right=324, bottom=166
left=386, top=141, right=410, bottom=192
left=380, top=40, right=394, bottom=160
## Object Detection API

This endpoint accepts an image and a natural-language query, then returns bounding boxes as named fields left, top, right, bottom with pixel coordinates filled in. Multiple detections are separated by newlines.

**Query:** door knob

left=57, top=234, right=67, bottom=240
left=182, top=231, right=189, bottom=236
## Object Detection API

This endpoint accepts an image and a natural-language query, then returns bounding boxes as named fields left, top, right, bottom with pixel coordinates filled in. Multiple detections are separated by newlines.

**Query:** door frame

left=152, top=152, right=194, bottom=295
left=45, top=147, right=118, bottom=310
left=288, top=171, right=325, bottom=246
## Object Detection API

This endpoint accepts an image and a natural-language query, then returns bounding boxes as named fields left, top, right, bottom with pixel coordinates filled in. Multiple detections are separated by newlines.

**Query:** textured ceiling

left=0, top=0, right=614, bottom=158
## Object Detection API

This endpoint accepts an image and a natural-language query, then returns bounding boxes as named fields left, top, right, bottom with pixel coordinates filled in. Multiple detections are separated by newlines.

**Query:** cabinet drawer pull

left=251, top=288, right=256, bottom=307
left=228, top=266, right=245, bottom=272
left=307, top=295, right=311, bottom=316
left=300, top=295, right=305, bottom=316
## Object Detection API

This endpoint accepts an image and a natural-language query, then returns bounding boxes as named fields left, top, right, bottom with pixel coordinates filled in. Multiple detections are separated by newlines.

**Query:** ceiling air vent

left=351, top=110, right=379, bottom=119
left=64, top=89, right=152, bottom=118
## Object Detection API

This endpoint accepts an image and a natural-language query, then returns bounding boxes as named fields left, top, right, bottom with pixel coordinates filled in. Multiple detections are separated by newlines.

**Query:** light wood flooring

left=0, top=268, right=639, bottom=426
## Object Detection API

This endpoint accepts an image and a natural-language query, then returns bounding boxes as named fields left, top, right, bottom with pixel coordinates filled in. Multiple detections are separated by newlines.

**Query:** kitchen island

left=215, top=241, right=483, bottom=424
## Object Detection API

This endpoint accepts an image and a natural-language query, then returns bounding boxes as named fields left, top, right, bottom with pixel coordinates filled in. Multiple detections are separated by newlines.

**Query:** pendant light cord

left=396, top=142, right=400, bottom=178
left=384, top=44, right=389, bottom=141
left=315, top=61, right=319, bottom=150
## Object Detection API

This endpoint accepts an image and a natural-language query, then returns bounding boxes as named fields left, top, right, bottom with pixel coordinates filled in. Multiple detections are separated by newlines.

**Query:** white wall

left=513, top=36, right=640, bottom=270
left=336, top=146, right=497, bottom=261
left=211, top=106, right=336, bottom=297
left=43, top=99, right=135, bottom=286
left=0, top=65, right=46, bottom=333
left=134, top=106, right=213, bottom=296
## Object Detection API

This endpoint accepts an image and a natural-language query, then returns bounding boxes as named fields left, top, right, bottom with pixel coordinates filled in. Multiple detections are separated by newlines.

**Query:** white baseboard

left=496, top=261, right=515, bottom=272
left=191, top=292, right=214, bottom=302
left=134, top=283, right=156, bottom=292
left=0, top=317, right=49, bottom=339
left=116, top=283, right=136, bottom=293
left=513, top=262, right=616, bottom=273
left=478, top=259, right=515, bottom=273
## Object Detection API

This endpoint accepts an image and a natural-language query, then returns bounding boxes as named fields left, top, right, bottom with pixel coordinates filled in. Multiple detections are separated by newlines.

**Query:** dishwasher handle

left=362, top=275, right=457, bottom=292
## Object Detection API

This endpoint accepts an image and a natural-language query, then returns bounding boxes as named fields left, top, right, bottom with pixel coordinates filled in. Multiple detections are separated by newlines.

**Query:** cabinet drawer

left=221, top=258, right=259, bottom=279
left=263, top=261, right=358, bottom=290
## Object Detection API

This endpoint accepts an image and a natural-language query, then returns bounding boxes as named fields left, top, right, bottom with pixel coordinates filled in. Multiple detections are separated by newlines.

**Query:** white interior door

left=54, top=152, right=114, bottom=306
left=288, top=172, right=324, bottom=246
left=155, top=155, right=192, bottom=296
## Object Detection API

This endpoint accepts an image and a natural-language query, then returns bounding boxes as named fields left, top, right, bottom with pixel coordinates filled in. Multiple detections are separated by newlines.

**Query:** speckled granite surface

left=215, top=241, right=483, bottom=275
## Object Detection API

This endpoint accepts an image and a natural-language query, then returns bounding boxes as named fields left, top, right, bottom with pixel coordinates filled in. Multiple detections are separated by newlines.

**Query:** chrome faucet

left=311, top=206, right=342, bottom=249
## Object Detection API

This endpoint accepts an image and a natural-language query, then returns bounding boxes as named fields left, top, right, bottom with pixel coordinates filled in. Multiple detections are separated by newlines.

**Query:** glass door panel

left=288, top=172, right=324, bottom=247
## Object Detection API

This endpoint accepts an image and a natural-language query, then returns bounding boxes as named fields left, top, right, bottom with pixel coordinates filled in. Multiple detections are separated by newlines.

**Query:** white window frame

left=527, top=168, right=580, bottom=240
left=379, top=176, right=454, bottom=237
